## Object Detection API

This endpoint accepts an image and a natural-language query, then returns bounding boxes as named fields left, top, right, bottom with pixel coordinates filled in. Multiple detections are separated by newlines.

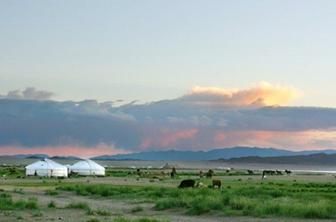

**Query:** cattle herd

left=177, top=168, right=292, bottom=189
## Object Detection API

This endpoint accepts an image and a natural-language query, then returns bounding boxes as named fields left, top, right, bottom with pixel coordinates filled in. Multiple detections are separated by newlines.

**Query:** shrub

left=48, top=201, right=56, bottom=208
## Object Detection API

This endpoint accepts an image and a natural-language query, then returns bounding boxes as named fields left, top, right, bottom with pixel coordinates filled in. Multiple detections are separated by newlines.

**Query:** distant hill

left=0, top=154, right=81, bottom=160
left=224, top=153, right=336, bottom=165
left=93, top=147, right=336, bottom=161
left=14, top=154, right=49, bottom=159
left=50, top=156, right=81, bottom=160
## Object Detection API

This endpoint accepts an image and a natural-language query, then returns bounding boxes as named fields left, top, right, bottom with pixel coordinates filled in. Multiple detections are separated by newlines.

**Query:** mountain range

left=225, top=153, right=336, bottom=165
left=92, top=147, right=336, bottom=161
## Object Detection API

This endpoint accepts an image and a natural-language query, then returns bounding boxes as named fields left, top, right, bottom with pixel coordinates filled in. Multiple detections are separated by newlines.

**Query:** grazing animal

left=171, top=167, right=177, bottom=178
left=285, top=169, right=292, bottom=175
left=212, top=179, right=222, bottom=189
left=247, top=170, right=254, bottom=175
left=178, top=179, right=196, bottom=188
left=199, top=170, right=204, bottom=178
left=276, top=170, right=283, bottom=175
left=262, top=170, right=276, bottom=180
left=136, top=168, right=141, bottom=176
left=206, top=169, right=214, bottom=178
left=195, top=181, right=207, bottom=188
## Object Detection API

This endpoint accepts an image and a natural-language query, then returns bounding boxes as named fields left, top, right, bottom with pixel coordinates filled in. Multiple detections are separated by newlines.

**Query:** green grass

left=104, top=168, right=255, bottom=178
left=94, top=209, right=112, bottom=216
left=113, top=217, right=167, bottom=222
left=45, top=189, right=59, bottom=196
left=13, top=188, right=24, bottom=194
left=131, top=205, right=144, bottom=213
left=66, top=201, right=91, bottom=210
left=87, top=219, right=101, bottom=222
left=0, top=166, right=25, bottom=179
left=58, top=181, right=336, bottom=219
left=0, top=193, right=38, bottom=210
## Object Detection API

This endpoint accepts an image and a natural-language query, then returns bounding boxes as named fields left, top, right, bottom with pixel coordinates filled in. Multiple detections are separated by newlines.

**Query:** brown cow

left=212, top=179, right=221, bottom=189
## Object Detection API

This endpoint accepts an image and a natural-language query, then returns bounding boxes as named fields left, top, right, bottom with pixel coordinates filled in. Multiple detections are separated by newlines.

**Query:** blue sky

left=1, top=0, right=336, bottom=106
left=2, top=1, right=336, bottom=156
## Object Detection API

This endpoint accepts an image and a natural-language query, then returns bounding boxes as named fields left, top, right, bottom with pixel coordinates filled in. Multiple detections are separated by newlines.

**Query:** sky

left=1, top=1, right=336, bottom=157
left=1, top=0, right=336, bottom=106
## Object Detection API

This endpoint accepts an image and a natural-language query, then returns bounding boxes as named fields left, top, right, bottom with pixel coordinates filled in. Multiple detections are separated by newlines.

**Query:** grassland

left=57, top=180, right=336, bottom=219
left=1, top=165, right=336, bottom=221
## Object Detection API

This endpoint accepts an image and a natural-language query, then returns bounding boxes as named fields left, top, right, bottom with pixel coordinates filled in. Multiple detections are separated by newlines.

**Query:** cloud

left=0, top=143, right=128, bottom=158
left=1, top=83, right=336, bottom=156
left=1, top=87, right=54, bottom=100
left=211, top=130, right=336, bottom=151
left=181, top=82, right=301, bottom=107
left=140, top=128, right=199, bottom=149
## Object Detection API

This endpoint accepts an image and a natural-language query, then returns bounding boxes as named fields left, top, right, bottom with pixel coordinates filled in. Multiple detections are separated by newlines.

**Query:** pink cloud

left=213, top=130, right=336, bottom=151
left=0, top=144, right=128, bottom=158
left=140, top=128, right=199, bottom=149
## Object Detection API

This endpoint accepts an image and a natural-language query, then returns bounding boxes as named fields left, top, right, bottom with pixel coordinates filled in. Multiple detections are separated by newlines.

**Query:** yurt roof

left=25, top=159, right=66, bottom=170
left=70, top=159, right=104, bottom=170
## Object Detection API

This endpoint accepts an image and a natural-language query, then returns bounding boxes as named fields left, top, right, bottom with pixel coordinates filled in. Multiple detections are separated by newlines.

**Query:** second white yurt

left=25, top=159, right=68, bottom=178
left=69, top=159, right=105, bottom=176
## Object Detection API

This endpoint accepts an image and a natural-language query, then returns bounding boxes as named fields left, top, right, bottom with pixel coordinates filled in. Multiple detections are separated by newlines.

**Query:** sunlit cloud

left=184, top=82, right=301, bottom=107
left=213, top=130, right=336, bottom=151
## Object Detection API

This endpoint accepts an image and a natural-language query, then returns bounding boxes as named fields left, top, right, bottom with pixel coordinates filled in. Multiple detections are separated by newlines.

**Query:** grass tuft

left=66, top=201, right=90, bottom=210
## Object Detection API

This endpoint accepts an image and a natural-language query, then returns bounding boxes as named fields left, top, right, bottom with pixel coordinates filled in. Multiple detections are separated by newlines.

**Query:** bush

left=48, top=201, right=56, bottom=208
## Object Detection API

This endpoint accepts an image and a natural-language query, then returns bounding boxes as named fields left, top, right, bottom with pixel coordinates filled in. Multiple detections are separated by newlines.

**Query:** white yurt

left=25, top=159, right=68, bottom=178
left=69, top=159, right=105, bottom=176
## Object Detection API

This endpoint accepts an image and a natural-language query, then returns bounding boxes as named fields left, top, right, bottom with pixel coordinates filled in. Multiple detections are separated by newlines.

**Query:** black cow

left=285, top=169, right=292, bottom=175
left=262, top=170, right=276, bottom=179
left=276, top=170, right=283, bottom=175
left=206, top=169, right=214, bottom=178
left=178, top=179, right=196, bottom=188
left=247, top=170, right=254, bottom=175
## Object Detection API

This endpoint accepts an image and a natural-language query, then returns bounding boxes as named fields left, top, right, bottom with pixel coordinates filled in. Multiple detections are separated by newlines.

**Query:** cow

left=212, top=179, right=222, bottom=189
left=247, top=170, right=254, bottom=175
left=206, top=169, right=214, bottom=178
left=262, top=170, right=276, bottom=180
left=276, top=170, right=283, bottom=175
left=195, top=181, right=207, bottom=188
left=171, top=167, right=177, bottom=178
left=178, top=179, right=196, bottom=188
left=285, top=169, right=292, bottom=175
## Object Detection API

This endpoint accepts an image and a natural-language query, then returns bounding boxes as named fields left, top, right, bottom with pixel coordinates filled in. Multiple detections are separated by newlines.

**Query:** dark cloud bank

left=0, top=84, right=336, bottom=152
